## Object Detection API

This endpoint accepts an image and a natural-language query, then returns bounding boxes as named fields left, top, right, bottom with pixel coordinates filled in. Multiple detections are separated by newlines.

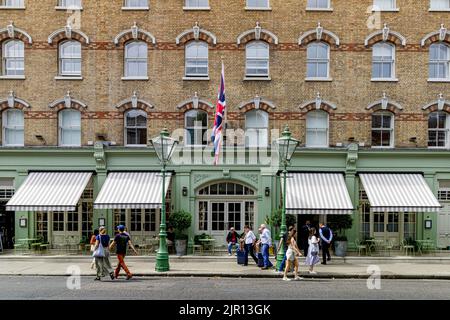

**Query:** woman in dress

left=282, top=229, right=302, bottom=281
left=305, top=227, right=320, bottom=274
left=93, top=226, right=115, bottom=281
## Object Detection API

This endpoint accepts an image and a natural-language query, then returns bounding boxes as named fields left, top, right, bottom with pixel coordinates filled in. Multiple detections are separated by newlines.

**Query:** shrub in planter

left=168, top=210, right=192, bottom=256
left=327, top=215, right=353, bottom=257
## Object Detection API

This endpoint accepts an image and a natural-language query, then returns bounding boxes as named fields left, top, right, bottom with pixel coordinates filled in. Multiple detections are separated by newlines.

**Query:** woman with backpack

left=305, top=227, right=320, bottom=274
left=282, top=229, right=302, bottom=281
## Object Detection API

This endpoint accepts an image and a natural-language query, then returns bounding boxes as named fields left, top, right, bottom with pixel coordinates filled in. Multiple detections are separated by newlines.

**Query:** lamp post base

left=155, top=252, right=170, bottom=272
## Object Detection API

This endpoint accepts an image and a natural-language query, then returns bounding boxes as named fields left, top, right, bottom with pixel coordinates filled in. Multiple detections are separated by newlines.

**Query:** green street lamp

left=275, top=125, right=300, bottom=271
left=150, top=128, right=178, bottom=272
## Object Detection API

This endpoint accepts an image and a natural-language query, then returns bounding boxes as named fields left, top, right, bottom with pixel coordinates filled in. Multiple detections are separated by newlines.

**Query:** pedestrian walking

left=93, top=226, right=114, bottom=281
left=89, top=229, right=99, bottom=269
left=242, top=225, right=258, bottom=266
left=275, top=226, right=294, bottom=274
left=226, top=227, right=240, bottom=256
left=305, top=227, right=320, bottom=274
left=282, top=229, right=302, bottom=281
left=319, top=223, right=333, bottom=264
left=109, top=225, right=138, bottom=280
left=257, top=224, right=273, bottom=270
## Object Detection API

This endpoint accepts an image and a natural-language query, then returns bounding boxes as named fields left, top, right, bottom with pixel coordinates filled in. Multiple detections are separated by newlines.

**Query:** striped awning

left=94, top=172, right=171, bottom=209
left=285, top=173, right=354, bottom=215
left=359, top=173, right=441, bottom=213
left=6, top=172, right=92, bottom=211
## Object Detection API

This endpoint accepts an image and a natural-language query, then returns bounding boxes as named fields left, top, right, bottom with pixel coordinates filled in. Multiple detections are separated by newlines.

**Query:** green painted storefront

left=1, top=142, right=450, bottom=252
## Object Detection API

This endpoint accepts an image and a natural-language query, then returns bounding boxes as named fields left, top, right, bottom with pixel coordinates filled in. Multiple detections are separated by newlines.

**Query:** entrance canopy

left=6, top=172, right=92, bottom=211
left=94, top=172, right=171, bottom=209
left=359, top=173, right=441, bottom=213
left=285, top=173, right=354, bottom=215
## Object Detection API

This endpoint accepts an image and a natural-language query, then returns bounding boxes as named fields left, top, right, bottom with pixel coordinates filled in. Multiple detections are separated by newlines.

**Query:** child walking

left=305, top=227, right=320, bottom=274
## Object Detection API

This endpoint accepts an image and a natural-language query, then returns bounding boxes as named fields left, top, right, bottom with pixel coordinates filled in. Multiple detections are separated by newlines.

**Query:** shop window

left=198, top=201, right=208, bottom=231
left=144, top=209, right=156, bottom=232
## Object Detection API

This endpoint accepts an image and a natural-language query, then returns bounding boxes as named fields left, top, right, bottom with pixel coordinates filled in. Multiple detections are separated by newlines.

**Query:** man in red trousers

left=109, top=225, right=138, bottom=280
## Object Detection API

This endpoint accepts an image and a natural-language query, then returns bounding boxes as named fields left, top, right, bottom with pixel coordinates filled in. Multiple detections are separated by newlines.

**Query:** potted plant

left=264, top=209, right=297, bottom=253
left=327, top=215, right=353, bottom=257
left=168, top=210, right=192, bottom=256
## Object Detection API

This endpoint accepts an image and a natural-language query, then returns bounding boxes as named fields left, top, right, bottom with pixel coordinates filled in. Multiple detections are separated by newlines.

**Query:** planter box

left=175, top=240, right=187, bottom=256
left=334, top=241, right=348, bottom=257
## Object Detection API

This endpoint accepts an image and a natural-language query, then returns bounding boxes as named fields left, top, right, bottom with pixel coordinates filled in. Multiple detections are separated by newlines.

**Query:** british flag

left=211, top=62, right=226, bottom=165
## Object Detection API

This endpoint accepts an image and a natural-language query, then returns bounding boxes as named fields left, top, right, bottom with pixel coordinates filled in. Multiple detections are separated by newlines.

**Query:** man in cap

left=109, top=225, right=138, bottom=280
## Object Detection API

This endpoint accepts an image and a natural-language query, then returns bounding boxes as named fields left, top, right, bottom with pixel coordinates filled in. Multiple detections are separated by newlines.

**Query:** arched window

left=245, top=109, right=268, bottom=147
left=2, top=40, right=24, bottom=76
left=185, top=41, right=208, bottom=77
left=429, top=43, right=450, bottom=80
left=245, top=41, right=269, bottom=77
left=306, top=110, right=329, bottom=147
left=372, top=42, right=395, bottom=79
left=371, top=111, right=394, bottom=148
left=428, top=111, right=449, bottom=148
left=59, top=109, right=81, bottom=147
left=125, top=109, right=147, bottom=146
left=124, top=41, right=148, bottom=78
left=59, top=41, right=81, bottom=76
left=307, top=42, right=330, bottom=79
left=2, top=109, right=24, bottom=146
left=185, top=109, right=208, bottom=146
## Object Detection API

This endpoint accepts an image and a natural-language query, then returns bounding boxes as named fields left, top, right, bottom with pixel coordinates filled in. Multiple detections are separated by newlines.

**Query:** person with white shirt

left=256, top=224, right=273, bottom=269
left=242, top=225, right=258, bottom=266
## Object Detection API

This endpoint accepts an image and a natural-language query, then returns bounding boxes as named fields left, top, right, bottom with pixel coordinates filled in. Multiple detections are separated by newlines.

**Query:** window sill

left=121, top=76, right=149, bottom=81
left=428, top=78, right=450, bottom=83
left=372, top=8, right=400, bottom=12
left=243, top=76, right=271, bottom=81
left=371, top=146, right=394, bottom=149
left=183, top=76, right=210, bottom=81
left=305, top=77, right=333, bottom=82
left=0, top=75, right=25, bottom=80
left=121, top=6, right=150, bottom=10
left=125, top=144, right=148, bottom=148
left=0, top=6, right=26, bottom=9
left=305, top=7, right=333, bottom=11
left=55, top=76, right=83, bottom=80
left=182, top=7, right=211, bottom=11
left=244, top=7, right=272, bottom=11
left=429, top=8, right=450, bottom=12
left=55, top=6, right=83, bottom=10
left=371, top=78, right=398, bottom=82
left=428, top=146, right=450, bottom=150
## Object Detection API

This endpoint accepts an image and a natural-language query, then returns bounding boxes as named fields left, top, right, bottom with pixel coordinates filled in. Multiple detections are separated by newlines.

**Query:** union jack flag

left=212, top=62, right=226, bottom=165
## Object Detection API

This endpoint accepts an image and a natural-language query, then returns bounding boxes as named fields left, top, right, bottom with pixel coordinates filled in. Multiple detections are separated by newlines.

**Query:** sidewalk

left=1, top=254, right=450, bottom=279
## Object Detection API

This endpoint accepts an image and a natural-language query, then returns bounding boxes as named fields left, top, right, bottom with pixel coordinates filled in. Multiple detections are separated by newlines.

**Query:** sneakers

left=94, top=276, right=101, bottom=281
left=228, top=253, right=232, bottom=256
left=109, top=272, right=115, bottom=280
left=273, top=270, right=283, bottom=274
left=309, top=271, right=317, bottom=274
left=282, top=276, right=291, bottom=281
left=294, top=276, right=302, bottom=281
left=126, top=274, right=133, bottom=280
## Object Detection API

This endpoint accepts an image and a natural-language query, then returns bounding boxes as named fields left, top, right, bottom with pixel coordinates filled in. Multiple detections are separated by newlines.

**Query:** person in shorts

left=282, top=229, right=302, bottom=281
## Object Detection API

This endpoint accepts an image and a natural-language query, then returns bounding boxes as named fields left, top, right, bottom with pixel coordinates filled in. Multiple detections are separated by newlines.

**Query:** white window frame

left=185, top=41, right=209, bottom=78
left=2, top=109, right=24, bottom=147
left=122, top=0, right=149, bottom=10
left=429, top=0, right=450, bottom=11
left=185, top=109, right=208, bottom=146
left=306, top=110, right=329, bottom=148
left=124, top=109, right=147, bottom=147
left=1, top=40, right=24, bottom=77
left=183, top=0, right=210, bottom=10
left=245, top=0, right=271, bottom=10
left=0, top=0, right=25, bottom=9
left=58, top=40, right=82, bottom=77
left=306, top=0, right=332, bottom=11
left=371, top=111, right=394, bottom=148
left=371, top=42, right=397, bottom=81
left=245, top=109, right=269, bottom=148
left=56, top=0, right=82, bottom=10
left=306, top=42, right=330, bottom=80
left=58, top=109, right=81, bottom=147
left=245, top=41, right=270, bottom=79
left=428, top=111, right=450, bottom=149
left=428, top=43, right=450, bottom=82
left=372, top=0, right=399, bottom=11
left=123, top=41, right=148, bottom=80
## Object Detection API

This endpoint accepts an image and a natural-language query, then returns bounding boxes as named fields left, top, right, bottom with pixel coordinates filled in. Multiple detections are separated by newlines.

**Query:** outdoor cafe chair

left=354, top=239, right=368, bottom=256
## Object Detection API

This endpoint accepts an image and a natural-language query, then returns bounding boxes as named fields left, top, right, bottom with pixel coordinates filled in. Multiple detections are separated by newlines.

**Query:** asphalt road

left=0, top=276, right=449, bottom=300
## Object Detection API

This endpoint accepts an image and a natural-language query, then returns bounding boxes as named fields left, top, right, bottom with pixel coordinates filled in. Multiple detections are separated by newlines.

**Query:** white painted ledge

left=0, top=75, right=26, bottom=80
left=54, top=76, right=83, bottom=80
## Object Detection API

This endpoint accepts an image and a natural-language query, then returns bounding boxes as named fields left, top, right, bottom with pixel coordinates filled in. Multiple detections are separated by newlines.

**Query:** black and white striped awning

left=6, top=172, right=92, bottom=211
left=94, top=172, right=171, bottom=209
left=359, top=173, right=441, bottom=213
left=285, top=173, right=354, bottom=215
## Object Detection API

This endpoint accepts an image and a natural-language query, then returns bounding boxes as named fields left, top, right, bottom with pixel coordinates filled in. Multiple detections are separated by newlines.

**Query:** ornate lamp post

left=275, top=125, right=300, bottom=270
left=150, top=128, right=178, bottom=272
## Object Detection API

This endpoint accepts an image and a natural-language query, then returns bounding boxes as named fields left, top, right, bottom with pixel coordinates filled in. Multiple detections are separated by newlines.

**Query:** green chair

left=401, top=239, right=415, bottom=256
left=355, top=239, right=367, bottom=256
left=384, top=239, right=394, bottom=256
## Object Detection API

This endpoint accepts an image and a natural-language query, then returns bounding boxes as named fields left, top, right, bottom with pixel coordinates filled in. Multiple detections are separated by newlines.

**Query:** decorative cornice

left=422, top=93, right=450, bottom=111
left=114, top=91, right=154, bottom=112
left=299, top=92, right=337, bottom=111
left=176, top=22, right=217, bottom=45
left=298, top=22, right=340, bottom=47
left=177, top=92, right=214, bottom=111
left=237, top=22, right=279, bottom=45
left=421, top=24, right=450, bottom=47
left=114, top=22, right=156, bottom=45
left=364, top=23, right=407, bottom=47
left=0, top=90, right=31, bottom=110
left=367, top=92, right=403, bottom=111
left=48, top=91, right=87, bottom=110
left=0, top=21, right=32, bottom=44
left=47, top=24, right=90, bottom=45
left=238, top=96, right=276, bottom=110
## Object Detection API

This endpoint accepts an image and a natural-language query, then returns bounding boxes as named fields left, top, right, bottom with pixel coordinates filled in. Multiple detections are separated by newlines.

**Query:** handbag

left=92, top=235, right=105, bottom=258
left=310, top=243, right=319, bottom=256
